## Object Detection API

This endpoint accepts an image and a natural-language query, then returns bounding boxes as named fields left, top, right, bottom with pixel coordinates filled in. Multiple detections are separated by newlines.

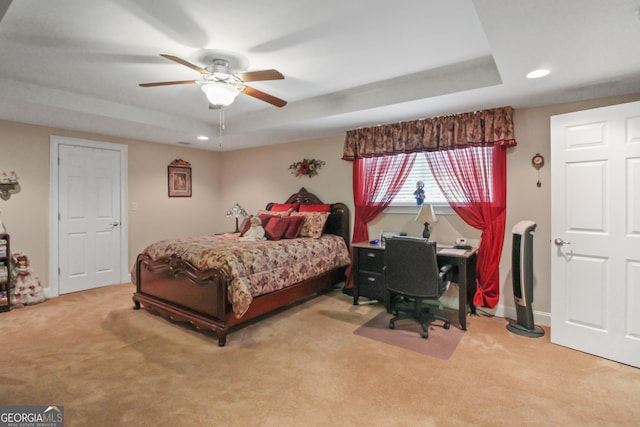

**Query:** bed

left=132, top=187, right=351, bottom=346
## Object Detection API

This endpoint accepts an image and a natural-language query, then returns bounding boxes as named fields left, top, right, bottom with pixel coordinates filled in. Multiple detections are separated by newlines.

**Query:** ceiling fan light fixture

left=141, top=53, right=286, bottom=108
left=201, top=82, right=241, bottom=108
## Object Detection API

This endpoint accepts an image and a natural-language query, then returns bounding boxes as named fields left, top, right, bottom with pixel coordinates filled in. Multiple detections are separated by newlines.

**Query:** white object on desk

left=438, top=248, right=468, bottom=256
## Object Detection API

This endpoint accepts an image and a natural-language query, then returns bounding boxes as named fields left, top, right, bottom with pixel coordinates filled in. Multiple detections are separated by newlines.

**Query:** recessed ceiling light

left=197, top=135, right=209, bottom=140
left=526, top=69, right=550, bottom=79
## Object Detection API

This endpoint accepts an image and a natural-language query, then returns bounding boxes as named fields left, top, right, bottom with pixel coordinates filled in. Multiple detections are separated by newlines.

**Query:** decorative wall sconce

left=0, top=171, right=20, bottom=201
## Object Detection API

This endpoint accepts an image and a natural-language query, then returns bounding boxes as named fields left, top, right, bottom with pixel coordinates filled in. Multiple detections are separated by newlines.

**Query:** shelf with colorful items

left=0, top=234, right=9, bottom=312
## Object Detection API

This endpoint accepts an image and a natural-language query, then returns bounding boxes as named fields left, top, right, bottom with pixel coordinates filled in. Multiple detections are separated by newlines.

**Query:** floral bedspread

left=137, top=233, right=351, bottom=318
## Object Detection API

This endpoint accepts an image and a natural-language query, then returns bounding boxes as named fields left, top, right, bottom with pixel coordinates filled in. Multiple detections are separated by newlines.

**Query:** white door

left=58, top=144, right=122, bottom=294
left=550, top=100, right=640, bottom=368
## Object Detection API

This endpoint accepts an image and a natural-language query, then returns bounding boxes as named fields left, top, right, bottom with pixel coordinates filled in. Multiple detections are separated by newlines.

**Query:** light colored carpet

left=1, top=283, right=639, bottom=426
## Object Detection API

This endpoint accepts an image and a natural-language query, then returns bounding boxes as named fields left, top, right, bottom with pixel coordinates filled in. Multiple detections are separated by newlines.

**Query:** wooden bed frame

left=132, top=188, right=350, bottom=346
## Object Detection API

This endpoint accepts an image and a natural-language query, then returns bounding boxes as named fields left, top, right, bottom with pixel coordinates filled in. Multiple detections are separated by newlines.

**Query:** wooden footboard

left=133, top=252, right=347, bottom=346
left=132, top=252, right=233, bottom=345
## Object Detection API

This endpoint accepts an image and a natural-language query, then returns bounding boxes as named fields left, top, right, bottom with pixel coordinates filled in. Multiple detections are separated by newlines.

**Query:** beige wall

left=0, top=120, right=221, bottom=290
left=215, top=136, right=353, bottom=232
left=2, top=91, right=639, bottom=323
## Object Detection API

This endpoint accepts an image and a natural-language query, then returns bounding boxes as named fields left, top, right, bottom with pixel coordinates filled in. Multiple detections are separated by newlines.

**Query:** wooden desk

left=351, top=241, right=478, bottom=330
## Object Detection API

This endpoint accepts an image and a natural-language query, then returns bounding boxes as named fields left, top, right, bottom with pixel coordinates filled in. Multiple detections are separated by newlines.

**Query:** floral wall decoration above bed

left=289, top=158, right=325, bottom=178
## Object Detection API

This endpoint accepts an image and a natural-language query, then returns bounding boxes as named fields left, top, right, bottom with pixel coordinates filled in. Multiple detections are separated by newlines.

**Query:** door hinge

left=58, top=267, right=61, bottom=276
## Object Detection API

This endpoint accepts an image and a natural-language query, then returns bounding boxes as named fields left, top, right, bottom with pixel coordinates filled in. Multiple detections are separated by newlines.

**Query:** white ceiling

left=1, top=0, right=639, bottom=151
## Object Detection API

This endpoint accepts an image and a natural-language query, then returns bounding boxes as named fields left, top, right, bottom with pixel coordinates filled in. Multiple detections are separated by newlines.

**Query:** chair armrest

left=439, top=263, right=453, bottom=276
left=438, top=263, right=454, bottom=294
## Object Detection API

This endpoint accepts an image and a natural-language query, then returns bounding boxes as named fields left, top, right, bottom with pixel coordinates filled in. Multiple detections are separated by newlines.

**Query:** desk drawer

left=357, top=271, right=385, bottom=301
left=358, top=248, right=384, bottom=272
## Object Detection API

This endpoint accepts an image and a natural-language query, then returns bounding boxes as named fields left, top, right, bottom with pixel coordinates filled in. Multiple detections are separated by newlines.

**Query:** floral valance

left=342, top=106, right=517, bottom=160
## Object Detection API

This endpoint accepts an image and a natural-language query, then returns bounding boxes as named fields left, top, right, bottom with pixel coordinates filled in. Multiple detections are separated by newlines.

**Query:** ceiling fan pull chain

left=218, top=108, right=225, bottom=148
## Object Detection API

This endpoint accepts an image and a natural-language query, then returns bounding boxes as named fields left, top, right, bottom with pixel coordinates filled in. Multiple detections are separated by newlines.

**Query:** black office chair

left=384, top=236, right=453, bottom=339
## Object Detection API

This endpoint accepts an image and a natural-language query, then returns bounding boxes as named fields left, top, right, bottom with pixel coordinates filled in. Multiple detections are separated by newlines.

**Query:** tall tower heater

left=507, top=220, right=544, bottom=337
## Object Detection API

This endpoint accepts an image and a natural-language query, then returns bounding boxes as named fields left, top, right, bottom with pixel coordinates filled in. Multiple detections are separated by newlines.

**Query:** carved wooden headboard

left=265, top=187, right=350, bottom=247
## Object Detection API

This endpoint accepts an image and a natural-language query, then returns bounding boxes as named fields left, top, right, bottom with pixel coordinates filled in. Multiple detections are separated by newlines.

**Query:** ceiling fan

left=139, top=54, right=287, bottom=108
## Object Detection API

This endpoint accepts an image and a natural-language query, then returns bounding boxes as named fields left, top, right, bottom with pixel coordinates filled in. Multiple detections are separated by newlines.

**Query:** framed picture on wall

left=168, top=159, right=192, bottom=197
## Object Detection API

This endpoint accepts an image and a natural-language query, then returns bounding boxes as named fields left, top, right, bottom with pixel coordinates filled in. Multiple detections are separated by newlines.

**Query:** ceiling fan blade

left=139, top=80, right=198, bottom=87
left=242, top=85, right=287, bottom=108
left=160, top=54, right=210, bottom=74
left=236, top=69, right=284, bottom=82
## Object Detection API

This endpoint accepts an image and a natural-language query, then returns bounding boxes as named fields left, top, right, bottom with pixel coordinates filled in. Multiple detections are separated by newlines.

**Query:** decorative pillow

left=239, top=215, right=253, bottom=236
left=264, top=216, right=289, bottom=241
left=299, top=203, right=331, bottom=213
left=269, top=203, right=299, bottom=212
left=281, top=215, right=306, bottom=239
left=256, top=209, right=291, bottom=217
left=257, top=213, right=279, bottom=228
left=291, top=211, right=330, bottom=238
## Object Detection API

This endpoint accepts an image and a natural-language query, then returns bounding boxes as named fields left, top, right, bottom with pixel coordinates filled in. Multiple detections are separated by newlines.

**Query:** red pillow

left=282, top=216, right=306, bottom=239
left=257, top=213, right=278, bottom=228
left=239, top=215, right=253, bottom=236
left=270, top=203, right=299, bottom=212
left=264, top=217, right=288, bottom=240
left=299, top=203, right=331, bottom=212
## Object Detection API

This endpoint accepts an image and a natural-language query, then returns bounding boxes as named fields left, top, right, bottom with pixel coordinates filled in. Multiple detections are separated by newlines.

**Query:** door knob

left=554, top=238, right=571, bottom=246
left=106, top=221, right=120, bottom=230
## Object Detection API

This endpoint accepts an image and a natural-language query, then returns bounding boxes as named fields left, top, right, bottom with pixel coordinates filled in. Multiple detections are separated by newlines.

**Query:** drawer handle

left=366, top=253, right=376, bottom=258
left=367, top=277, right=376, bottom=282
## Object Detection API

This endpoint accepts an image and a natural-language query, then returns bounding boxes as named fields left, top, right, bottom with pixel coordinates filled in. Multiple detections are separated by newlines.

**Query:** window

left=390, top=155, right=448, bottom=205
left=372, top=147, right=495, bottom=206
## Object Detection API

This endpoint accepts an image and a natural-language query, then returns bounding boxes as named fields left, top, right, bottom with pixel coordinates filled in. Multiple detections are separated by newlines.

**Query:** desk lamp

left=415, top=203, right=437, bottom=239
left=226, top=202, right=248, bottom=233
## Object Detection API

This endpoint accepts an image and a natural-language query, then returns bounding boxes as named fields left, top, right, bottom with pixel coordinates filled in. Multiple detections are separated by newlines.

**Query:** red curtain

left=342, top=106, right=516, bottom=299
left=345, top=153, right=416, bottom=288
left=424, top=145, right=508, bottom=308
left=343, top=106, right=516, bottom=160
